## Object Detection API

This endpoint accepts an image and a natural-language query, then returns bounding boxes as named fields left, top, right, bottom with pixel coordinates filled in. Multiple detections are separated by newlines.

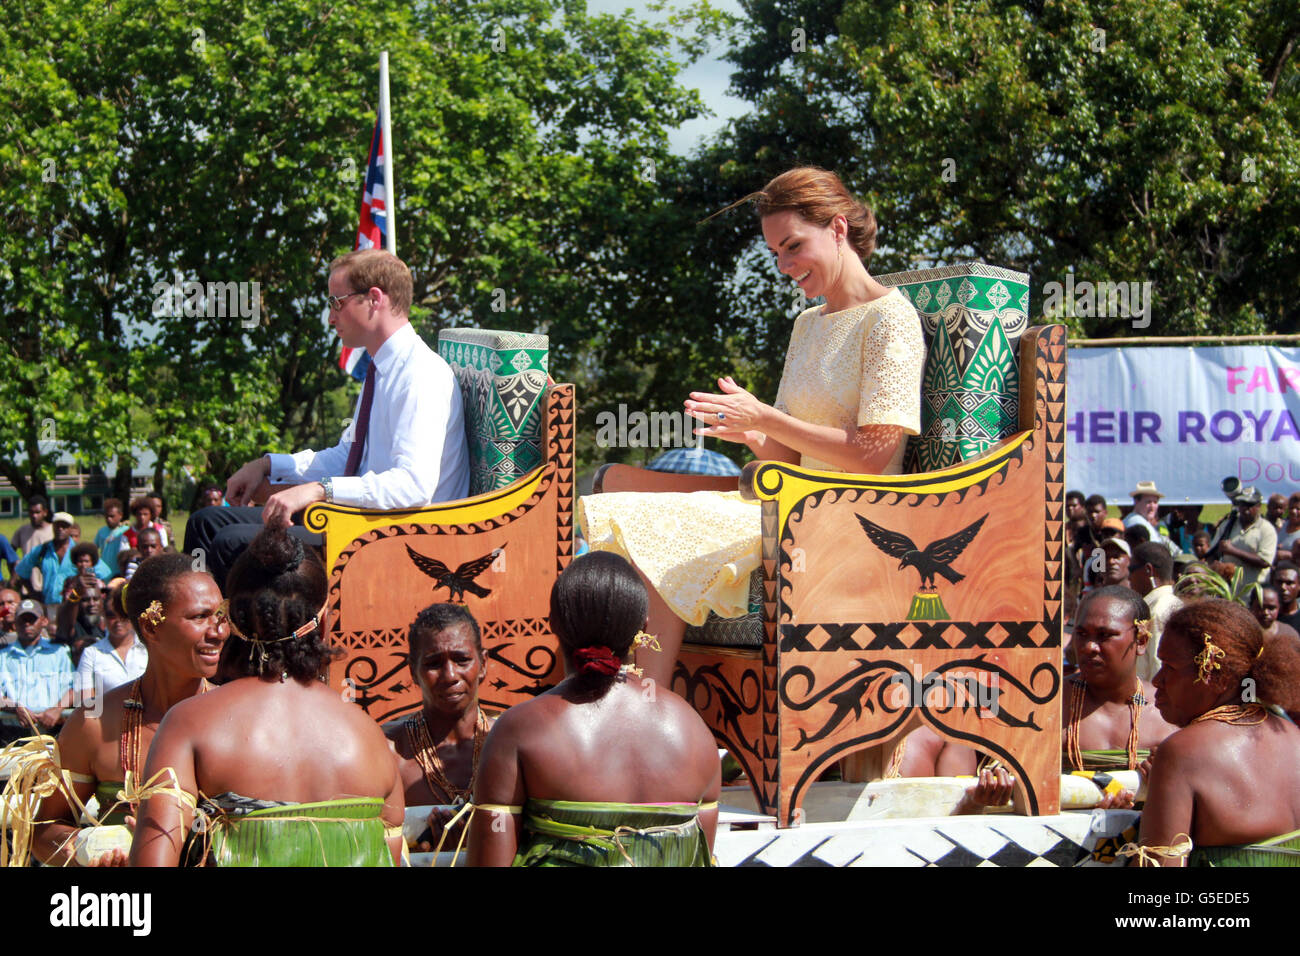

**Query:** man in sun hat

left=1123, top=480, right=1178, bottom=557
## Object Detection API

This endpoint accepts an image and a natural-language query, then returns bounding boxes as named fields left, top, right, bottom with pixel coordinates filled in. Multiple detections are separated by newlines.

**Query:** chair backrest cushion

left=877, top=264, right=1029, bottom=473
left=437, top=328, right=549, bottom=495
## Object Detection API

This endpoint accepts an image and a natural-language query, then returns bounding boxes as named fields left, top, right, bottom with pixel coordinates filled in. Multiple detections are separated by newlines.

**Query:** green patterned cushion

left=877, top=264, right=1028, bottom=473
left=437, top=329, right=549, bottom=496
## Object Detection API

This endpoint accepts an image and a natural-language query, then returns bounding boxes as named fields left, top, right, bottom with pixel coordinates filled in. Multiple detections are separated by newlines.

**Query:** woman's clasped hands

left=685, top=376, right=767, bottom=443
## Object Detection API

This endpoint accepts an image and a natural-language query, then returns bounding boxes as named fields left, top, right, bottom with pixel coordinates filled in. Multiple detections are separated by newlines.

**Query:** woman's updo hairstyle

left=1164, top=598, right=1300, bottom=715
left=124, top=553, right=199, bottom=629
left=224, top=527, right=336, bottom=681
left=549, top=552, right=647, bottom=691
left=752, top=166, right=878, bottom=265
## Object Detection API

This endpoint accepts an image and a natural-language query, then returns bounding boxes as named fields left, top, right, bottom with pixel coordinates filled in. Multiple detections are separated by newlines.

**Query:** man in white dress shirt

left=184, top=250, right=469, bottom=587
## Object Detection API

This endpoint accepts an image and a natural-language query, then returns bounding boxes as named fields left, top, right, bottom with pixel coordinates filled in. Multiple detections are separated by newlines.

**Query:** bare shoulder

left=1150, top=721, right=1230, bottom=770
left=651, top=683, right=717, bottom=747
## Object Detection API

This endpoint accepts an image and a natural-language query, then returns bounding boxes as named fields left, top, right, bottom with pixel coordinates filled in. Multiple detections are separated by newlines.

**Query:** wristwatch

left=319, top=477, right=334, bottom=504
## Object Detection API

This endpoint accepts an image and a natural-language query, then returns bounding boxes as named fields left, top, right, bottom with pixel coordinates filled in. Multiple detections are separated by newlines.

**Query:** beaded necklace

left=1190, top=703, right=1270, bottom=726
left=1064, top=676, right=1145, bottom=771
left=119, top=677, right=211, bottom=777
left=405, top=707, right=491, bottom=805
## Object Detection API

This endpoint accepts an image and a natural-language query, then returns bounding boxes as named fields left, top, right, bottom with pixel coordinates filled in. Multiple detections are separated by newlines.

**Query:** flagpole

left=379, top=51, right=396, bottom=255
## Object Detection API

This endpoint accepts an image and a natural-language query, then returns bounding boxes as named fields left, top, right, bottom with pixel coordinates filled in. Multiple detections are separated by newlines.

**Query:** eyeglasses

left=328, top=291, right=367, bottom=311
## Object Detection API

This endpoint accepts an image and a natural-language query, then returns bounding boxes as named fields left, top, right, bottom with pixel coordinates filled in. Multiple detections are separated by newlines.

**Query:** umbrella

left=646, top=445, right=741, bottom=476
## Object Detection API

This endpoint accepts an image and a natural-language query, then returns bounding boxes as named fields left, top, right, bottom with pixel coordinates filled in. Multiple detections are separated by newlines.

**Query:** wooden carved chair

left=303, top=329, right=574, bottom=722
left=594, top=265, right=1065, bottom=826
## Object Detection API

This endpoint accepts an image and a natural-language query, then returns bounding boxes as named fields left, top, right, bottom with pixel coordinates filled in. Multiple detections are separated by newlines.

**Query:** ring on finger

left=716, top=412, right=725, bottom=422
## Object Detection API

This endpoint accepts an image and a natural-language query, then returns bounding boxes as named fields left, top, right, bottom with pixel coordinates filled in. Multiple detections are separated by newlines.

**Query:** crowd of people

left=0, top=494, right=182, bottom=743
left=4, top=170, right=1297, bottom=869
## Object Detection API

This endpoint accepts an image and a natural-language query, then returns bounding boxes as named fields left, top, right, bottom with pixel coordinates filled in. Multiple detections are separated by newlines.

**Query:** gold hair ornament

left=1193, top=631, right=1226, bottom=684
left=633, top=631, right=661, bottom=652
left=1133, top=618, right=1152, bottom=645
left=141, top=600, right=166, bottom=627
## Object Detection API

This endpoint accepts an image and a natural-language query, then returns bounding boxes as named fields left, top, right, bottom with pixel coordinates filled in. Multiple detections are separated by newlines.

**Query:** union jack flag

left=338, top=106, right=388, bottom=381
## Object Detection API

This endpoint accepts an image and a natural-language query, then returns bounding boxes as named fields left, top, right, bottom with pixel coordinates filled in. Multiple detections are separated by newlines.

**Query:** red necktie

left=344, top=363, right=375, bottom=477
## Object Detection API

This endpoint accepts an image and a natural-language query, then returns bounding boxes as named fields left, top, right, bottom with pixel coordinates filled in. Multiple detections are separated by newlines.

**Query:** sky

left=583, top=0, right=750, bottom=155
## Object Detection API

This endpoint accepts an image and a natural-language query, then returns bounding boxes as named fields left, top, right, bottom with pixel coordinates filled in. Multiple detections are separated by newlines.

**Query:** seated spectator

left=31, top=556, right=225, bottom=867
left=1217, top=487, right=1277, bottom=588
left=0, top=599, right=74, bottom=742
left=1276, top=493, right=1300, bottom=563
left=1273, top=561, right=1300, bottom=633
left=15, top=512, right=110, bottom=608
left=1064, top=586, right=1176, bottom=776
left=1251, top=585, right=1300, bottom=646
left=0, top=588, right=20, bottom=647
left=1138, top=599, right=1300, bottom=866
left=469, top=552, right=719, bottom=867
left=385, top=603, right=494, bottom=851
left=130, top=528, right=402, bottom=867
left=1129, top=542, right=1184, bottom=683
left=94, top=498, right=128, bottom=574
left=73, top=580, right=146, bottom=708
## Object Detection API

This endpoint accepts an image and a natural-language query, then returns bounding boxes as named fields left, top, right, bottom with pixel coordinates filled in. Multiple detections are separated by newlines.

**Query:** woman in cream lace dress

left=579, top=167, right=924, bottom=685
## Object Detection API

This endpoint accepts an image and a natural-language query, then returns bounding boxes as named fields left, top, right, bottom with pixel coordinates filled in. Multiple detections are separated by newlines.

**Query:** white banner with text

left=1066, top=345, right=1300, bottom=503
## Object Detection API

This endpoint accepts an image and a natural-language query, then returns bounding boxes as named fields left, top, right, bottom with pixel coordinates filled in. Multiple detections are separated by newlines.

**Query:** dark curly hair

left=224, top=528, right=336, bottom=682
left=409, top=603, right=483, bottom=660
left=124, top=552, right=200, bottom=626
left=1164, top=598, right=1300, bottom=714
left=549, top=552, right=647, bottom=694
left=69, top=542, right=100, bottom=566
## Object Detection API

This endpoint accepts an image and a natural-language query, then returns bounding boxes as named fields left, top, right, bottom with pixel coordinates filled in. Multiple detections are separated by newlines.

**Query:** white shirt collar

left=369, top=322, right=417, bottom=378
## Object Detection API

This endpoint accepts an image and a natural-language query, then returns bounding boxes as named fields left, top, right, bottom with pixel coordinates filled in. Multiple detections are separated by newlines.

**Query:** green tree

left=1, top=0, right=715, bottom=496
left=688, top=0, right=1299, bottom=347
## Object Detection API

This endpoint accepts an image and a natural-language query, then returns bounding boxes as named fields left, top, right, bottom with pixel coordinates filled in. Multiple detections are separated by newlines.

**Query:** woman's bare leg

left=633, top=565, right=687, bottom=691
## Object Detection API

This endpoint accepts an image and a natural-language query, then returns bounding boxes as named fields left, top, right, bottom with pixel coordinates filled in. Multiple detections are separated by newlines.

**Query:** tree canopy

left=1, top=0, right=716, bottom=497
